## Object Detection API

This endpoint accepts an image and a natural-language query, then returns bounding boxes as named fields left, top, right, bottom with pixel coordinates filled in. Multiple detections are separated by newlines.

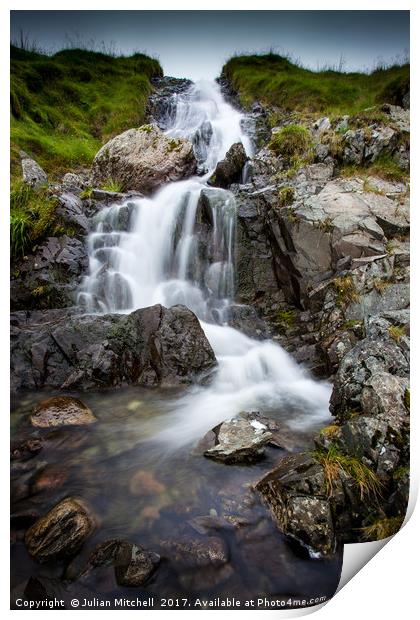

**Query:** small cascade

left=78, top=79, right=331, bottom=444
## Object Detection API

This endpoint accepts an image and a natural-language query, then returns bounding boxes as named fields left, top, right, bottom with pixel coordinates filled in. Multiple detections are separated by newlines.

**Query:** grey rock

left=92, top=124, right=197, bottom=194
left=20, top=152, right=48, bottom=188
left=203, top=413, right=272, bottom=463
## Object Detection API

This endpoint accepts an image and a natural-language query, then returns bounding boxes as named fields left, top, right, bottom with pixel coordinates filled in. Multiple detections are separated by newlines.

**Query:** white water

left=78, top=79, right=331, bottom=446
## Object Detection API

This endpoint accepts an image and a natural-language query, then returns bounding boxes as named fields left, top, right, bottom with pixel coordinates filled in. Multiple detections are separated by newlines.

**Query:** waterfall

left=78, top=80, right=331, bottom=445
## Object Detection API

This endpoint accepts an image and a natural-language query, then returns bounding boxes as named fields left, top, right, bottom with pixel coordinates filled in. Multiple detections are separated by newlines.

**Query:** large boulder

left=25, top=498, right=95, bottom=563
left=209, top=142, right=248, bottom=188
left=30, top=396, right=96, bottom=428
left=11, top=304, right=217, bottom=391
left=91, top=124, right=196, bottom=194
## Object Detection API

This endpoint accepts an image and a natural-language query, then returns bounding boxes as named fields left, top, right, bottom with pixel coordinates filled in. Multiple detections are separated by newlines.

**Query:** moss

left=10, top=45, right=163, bottom=178
left=222, top=53, right=409, bottom=116
left=313, top=444, right=383, bottom=500
left=343, top=319, right=362, bottom=330
left=273, top=308, right=296, bottom=333
left=333, top=275, right=360, bottom=307
left=339, top=155, right=408, bottom=183
left=278, top=186, right=295, bottom=207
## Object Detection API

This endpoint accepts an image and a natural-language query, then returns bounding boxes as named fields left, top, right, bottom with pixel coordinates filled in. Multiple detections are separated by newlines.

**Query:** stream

left=11, top=79, right=343, bottom=607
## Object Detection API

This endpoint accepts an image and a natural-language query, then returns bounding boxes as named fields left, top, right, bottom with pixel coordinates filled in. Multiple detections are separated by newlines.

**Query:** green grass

left=269, top=124, right=312, bottom=161
left=313, top=445, right=383, bottom=500
left=340, top=154, right=409, bottom=183
left=222, top=53, right=409, bottom=116
left=10, top=45, right=163, bottom=178
left=360, top=515, right=404, bottom=541
left=100, top=179, right=124, bottom=193
left=333, top=275, right=360, bottom=307
left=10, top=179, right=58, bottom=259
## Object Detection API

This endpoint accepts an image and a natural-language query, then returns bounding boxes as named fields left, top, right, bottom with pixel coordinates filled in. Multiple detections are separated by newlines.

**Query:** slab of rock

left=209, top=142, right=248, bottom=188
left=114, top=543, right=160, bottom=587
left=91, top=124, right=196, bottom=194
left=30, top=396, right=96, bottom=428
left=203, top=412, right=272, bottom=463
left=160, top=536, right=229, bottom=568
left=11, top=304, right=217, bottom=391
left=20, top=151, right=47, bottom=188
left=25, top=498, right=95, bottom=563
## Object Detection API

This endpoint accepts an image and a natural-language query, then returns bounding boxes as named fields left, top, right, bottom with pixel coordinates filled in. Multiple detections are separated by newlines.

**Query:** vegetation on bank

left=222, top=53, right=409, bottom=116
left=10, top=45, right=163, bottom=178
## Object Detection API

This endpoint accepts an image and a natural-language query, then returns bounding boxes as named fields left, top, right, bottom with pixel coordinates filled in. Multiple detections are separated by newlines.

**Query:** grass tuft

left=269, top=124, right=312, bottom=161
left=333, top=275, right=360, bottom=307
left=388, top=325, right=406, bottom=342
left=360, top=515, right=404, bottom=541
left=313, top=444, right=383, bottom=500
left=101, top=179, right=124, bottom=193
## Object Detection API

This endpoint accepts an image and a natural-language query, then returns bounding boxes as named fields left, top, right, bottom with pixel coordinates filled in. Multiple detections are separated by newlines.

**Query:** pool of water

left=11, top=386, right=342, bottom=609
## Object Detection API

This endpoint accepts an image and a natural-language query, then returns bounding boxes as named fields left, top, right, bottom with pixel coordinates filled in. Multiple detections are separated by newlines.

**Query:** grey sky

left=10, top=10, right=410, bottom=80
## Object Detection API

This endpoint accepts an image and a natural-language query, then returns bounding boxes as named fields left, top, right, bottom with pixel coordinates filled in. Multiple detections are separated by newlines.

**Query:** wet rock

left=129, top=470, right=166, bottom=497
left=208, top=142, right=248, bottom=188
left=256, top=453, right=335, bottom=556
left=20, top=151, right=47, bottom=188
left=92, top=124, right=196, bottom=194
left=55, top=193, right=90, bottom=235
left=11, top=304, right=217, bottom=391
left=30, top=396, right=96, bottom=428
left=226, top=304, right=270, bottom=339
left=147, top=76, right=192, bottom=129
left=203, top=412, right=272, bottom=463
left=25, top=498, right=95, bottom=563
left=114, top=543, right=160, bottom=587
left=30, top=464, right=69, bottom=494
left=11, top=235, right=89, bottom=311
left=160, top=536, right=229, bottom=568
left=11, top=437, right=43, bottom=461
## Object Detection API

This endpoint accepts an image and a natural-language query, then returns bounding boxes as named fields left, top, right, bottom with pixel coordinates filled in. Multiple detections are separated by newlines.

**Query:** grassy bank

left=10, top=45, right=163, bottom=178
left=222, top=54, right=409, bottom=117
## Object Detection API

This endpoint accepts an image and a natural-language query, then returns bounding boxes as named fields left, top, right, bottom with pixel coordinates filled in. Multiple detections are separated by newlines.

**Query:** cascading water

left=78, top=79, right=331, bottom=446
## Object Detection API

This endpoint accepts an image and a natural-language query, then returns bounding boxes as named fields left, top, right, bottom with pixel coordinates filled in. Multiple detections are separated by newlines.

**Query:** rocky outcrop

left=91, top=124, right=197, bottom=194
left=209, top=142, right=248, bottom=188
left=25, top=498, right=95, bottom=563
left=147, top=76, right=192, bottom=129
left=30, top=396, right=96, bottom=428
left=11, top=304, right=217, bottom=391
left=20, top=151, right=47, bottom=188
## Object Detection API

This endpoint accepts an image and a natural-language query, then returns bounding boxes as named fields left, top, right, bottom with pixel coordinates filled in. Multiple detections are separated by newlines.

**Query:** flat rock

left=30, top=396, right=96, bottom=428
left=203, top=412, right=272, bottom=463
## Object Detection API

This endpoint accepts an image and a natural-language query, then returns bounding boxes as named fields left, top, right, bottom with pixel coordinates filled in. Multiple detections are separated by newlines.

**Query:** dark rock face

left=114, top=544, right=160, bottom=587
left=256, top=454, right=335, bottom=557
left=30, top=396, right=96, bottom=428
left=209, top=142, right=248, bottom=189
left=25, top=498, right=95, bottom=563
left=11, top=304, right=217, bottom=391
left=147, top=76, right=193, bottom=129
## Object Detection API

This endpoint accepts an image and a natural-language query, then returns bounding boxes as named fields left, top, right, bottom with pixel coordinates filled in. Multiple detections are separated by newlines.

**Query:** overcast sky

left=10, top=10, right=409, bottom=80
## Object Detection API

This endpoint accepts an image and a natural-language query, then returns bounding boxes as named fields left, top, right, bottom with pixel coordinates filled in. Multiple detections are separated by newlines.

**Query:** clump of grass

left=403, top=388, right=410, bottom=411
left=388, top=325, right=406, bottom=342
left=360, top=515, right=404, bottom=541
left=363, top=179, right=385, bottom=195
left=278, top=186, right=295, bottom=207
left=222, top=53, right=409, bottom=116
left=372, top=278, right=390, bottom=295
left=316, top=217, right=334, bottom=232
left=269, top=124, right=312, bottom=162
left=333, top=275, right=360, bottom=307
left=313, top=445, right=383, bottom=500
left=79, top=187, right=94, bottom=199
left=10, top=179, right=57, bottom=259
left=101, top=179, right=123, bottom=193
left=368, top=154, right=409, bottom=182
left=319, top=424, right=340, bottom=437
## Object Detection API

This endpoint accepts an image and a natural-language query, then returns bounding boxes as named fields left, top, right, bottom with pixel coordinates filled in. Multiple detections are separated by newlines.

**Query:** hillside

left=222, top=53, right=409, bottom=117
left=10, top=45, right=163, bottom=177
